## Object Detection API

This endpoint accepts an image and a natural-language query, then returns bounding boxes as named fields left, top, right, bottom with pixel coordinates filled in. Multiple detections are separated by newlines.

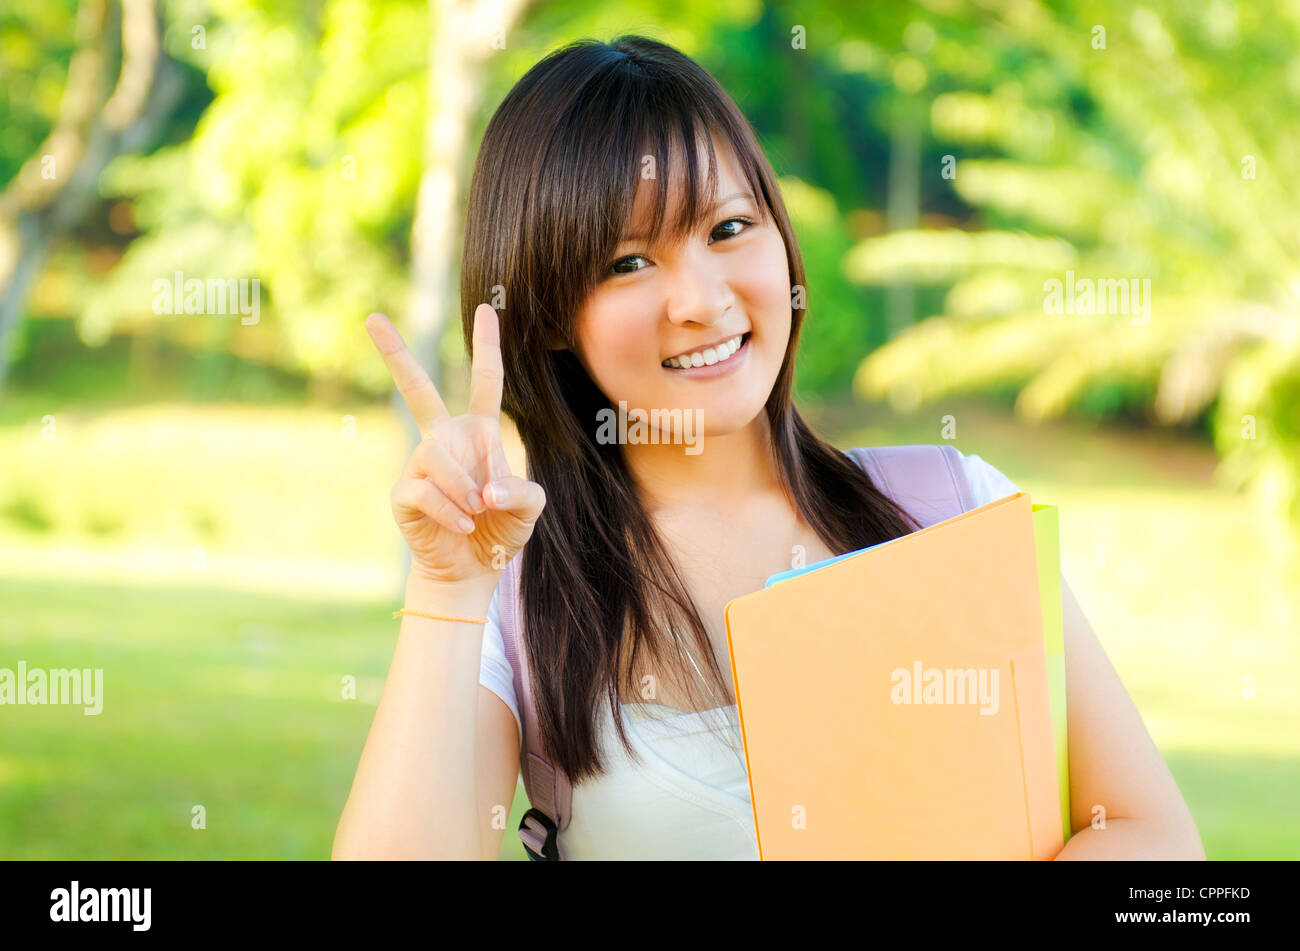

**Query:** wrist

left=402, top=572, right=498, bottom=618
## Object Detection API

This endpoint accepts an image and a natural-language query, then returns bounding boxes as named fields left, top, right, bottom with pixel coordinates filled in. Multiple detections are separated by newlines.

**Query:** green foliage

left=6, top=0, right=1300, bottom=556
left=781, top=176, right=876, bottom=392
left=85, top=0, right=427, bottom=391
left=845, top=1, right=1300, bottom=558
left=0, top=0, right=78, bottom=184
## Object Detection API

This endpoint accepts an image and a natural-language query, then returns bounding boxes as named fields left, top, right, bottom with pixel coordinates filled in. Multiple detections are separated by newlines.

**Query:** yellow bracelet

left=392, top=608, right=488, bottom=625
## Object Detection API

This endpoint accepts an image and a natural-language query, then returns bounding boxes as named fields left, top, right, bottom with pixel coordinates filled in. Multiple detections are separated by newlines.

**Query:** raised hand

left=366, top=304, right=546, bottom=589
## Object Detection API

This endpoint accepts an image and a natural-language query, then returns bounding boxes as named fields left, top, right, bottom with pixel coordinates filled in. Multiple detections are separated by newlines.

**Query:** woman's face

left=569, top=138, right=793, bottom=442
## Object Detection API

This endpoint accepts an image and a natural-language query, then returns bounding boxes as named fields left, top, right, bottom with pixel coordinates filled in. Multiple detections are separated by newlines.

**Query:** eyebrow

left=621, top=189, right=755, bottom=242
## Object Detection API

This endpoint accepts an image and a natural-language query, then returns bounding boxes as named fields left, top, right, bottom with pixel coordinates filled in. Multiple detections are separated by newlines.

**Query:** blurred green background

left=1, top=0, right=1297, bottom=860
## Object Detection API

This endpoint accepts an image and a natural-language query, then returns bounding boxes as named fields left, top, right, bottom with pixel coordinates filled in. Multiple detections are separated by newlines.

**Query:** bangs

left=615, top=113, right=773, bottom=258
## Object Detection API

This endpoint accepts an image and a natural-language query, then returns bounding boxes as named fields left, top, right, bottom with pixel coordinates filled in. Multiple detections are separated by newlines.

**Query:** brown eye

left=710, top=217, right=752, bottom=242
left=607, top=255, right=649, bottom=276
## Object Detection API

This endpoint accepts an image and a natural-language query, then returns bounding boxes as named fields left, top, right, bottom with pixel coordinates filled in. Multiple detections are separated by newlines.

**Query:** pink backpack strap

left=847, top=444, right=975, bottom=528
left=498, top=551, right=572, bottom=860
left=501, top=444, right=971, bottom=860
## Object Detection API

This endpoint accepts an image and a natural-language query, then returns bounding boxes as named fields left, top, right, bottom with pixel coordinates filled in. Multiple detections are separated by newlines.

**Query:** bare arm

left=333, top=576, right=497, bottom=860
left=332, top=306, right=543, bottom=861
left=475, top=687, right=523, bottom=860
left=1052, top=574, right=1205, bottom=860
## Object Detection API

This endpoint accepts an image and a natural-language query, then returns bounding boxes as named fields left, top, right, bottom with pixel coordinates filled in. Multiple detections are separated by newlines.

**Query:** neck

left=622, top=412, right=784, bottom=512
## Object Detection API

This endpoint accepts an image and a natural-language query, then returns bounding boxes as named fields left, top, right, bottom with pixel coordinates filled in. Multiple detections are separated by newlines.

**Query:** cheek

left=575, top=303, right=659, bottom=394
left=741, top=232, right=793, bottom=337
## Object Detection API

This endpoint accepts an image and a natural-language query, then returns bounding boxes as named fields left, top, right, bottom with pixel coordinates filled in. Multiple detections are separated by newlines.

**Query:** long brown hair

left=460, top=35, right=919, bottom=782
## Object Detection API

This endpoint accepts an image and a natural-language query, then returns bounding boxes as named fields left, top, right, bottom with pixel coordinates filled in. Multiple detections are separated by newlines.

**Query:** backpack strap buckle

left=519, top=807, right=560, bottom=861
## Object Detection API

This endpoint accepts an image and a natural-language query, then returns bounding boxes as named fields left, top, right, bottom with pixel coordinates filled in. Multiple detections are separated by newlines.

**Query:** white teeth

left=663, top=333, right=745, bottom=369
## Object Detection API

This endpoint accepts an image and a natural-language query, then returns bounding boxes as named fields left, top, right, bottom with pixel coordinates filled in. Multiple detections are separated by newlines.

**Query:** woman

left=333, top=35, right=1203, bottom=861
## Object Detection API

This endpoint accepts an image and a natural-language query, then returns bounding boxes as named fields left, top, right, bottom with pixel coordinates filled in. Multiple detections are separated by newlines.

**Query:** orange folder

left=723, top=492, right=1063, bottom=860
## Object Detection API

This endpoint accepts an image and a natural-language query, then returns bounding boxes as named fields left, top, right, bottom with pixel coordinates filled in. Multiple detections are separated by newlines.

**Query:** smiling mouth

left=662, top=332, right=750, bottom=369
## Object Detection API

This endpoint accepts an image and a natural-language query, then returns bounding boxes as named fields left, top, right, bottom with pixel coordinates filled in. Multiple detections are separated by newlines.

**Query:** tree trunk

left=885, top=109, right=921, bottom=337
left=0, top=0, right=185, bottom=394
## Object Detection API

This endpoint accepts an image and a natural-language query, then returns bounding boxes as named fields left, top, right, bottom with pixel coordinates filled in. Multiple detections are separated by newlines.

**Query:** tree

left=842, top=0, right=1300, bottom=569
left=0, top=0, right=184, bottom=391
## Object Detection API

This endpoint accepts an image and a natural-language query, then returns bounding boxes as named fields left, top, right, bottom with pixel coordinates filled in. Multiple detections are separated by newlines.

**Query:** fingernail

left=489, top=483, right=509, bottom=506
left=457, top=516, right=475, bottom=533
left=468, top=490, right=485, bottom=513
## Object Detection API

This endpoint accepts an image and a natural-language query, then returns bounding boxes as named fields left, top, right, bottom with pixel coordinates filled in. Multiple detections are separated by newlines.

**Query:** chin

left=695, top=402, right=769, bottom=439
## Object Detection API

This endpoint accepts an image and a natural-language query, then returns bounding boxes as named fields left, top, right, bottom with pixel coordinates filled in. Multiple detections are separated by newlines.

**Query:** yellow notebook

left=724, top=492, right=1063, bottom=859
left=1031, top=503, right=1072, bottom=845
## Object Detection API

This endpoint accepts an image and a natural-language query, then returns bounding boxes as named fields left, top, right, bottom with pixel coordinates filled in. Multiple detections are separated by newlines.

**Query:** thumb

left=482, top=475, right=546, bottom=523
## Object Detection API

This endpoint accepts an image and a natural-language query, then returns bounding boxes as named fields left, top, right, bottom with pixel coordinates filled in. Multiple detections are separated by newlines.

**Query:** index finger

left=365, top=312, right=450, bottom=434
left=467, top=303, right=505, bottom=419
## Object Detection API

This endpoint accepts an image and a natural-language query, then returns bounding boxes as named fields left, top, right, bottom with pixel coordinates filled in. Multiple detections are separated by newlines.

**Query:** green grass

left=2, top=396, right=1297, bottom=859
left=0, top=577, right=533, bottom=860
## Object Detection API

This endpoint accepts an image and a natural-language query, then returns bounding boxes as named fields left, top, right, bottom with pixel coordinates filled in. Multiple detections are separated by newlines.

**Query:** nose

left=663, top=244, right=734, bottom=328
